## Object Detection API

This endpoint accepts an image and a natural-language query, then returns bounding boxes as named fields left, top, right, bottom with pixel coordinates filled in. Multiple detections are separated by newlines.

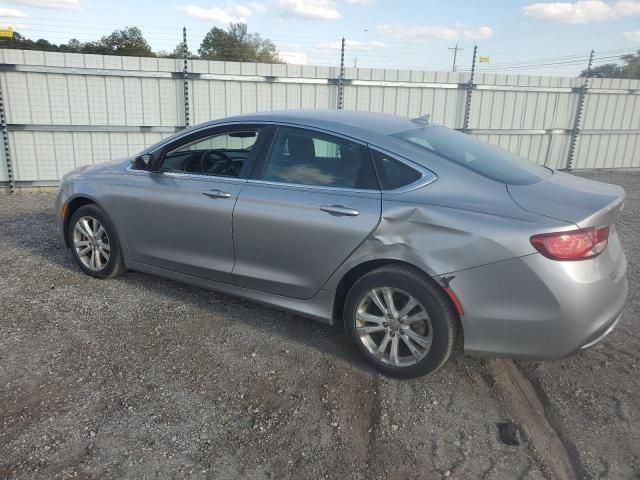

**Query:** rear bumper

left=453, top=231, right=628, bottom=360
left=578, top=311, right=622, bottom=351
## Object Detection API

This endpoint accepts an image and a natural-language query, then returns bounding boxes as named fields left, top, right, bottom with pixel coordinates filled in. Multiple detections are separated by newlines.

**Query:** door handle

left=202, top=189, right=231, bottom=199
left=319, top=205, right=360, bottom=216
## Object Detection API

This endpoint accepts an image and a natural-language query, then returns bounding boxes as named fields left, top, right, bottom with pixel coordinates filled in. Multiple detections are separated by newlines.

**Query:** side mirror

left=132, top=154, right=153, bottom=170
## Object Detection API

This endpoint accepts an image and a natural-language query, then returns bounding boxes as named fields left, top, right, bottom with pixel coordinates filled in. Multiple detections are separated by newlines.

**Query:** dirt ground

left=0, top=169, right=638, bottom=480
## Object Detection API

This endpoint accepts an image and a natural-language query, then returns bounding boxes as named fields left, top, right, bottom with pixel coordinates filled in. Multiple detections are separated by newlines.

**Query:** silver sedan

left=56, top=110, right=628, bottom=377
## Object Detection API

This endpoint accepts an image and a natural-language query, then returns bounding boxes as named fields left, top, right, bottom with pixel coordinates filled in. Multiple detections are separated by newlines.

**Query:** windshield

left=393, top=126, right=552, bottom=185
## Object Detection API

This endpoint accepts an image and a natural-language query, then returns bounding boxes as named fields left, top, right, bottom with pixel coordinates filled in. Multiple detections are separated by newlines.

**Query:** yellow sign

left=0, top=26, right=14, bottom=38
left=479, top=55, right=490, bottom=64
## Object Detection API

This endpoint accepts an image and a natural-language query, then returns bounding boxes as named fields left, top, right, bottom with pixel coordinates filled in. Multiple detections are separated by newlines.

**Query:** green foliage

left=0, top=32, right=52, bottom=52
left=581, top=50, right=640, bottom=79
left=92, top=27, right=154, bottom=56
left=0, top=24, right=282, bottom=63
left=158, top=41, right=194, bottom=59
left=586, top=63, right=624, bottom=78
left=59, top=38, right=84, bottom=53
left=198, top=23, right=281, bottom=63
left=0, top=27, right=154, bottom=57
left=620, top=50, right=640, bottom=79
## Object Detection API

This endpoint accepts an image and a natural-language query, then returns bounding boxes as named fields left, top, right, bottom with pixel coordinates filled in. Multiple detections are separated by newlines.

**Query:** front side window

left=262, top=127, right=378, bottom=189
left=160, top=129, right=260, bottom=178
left=393, top=126, right=552, bottom=185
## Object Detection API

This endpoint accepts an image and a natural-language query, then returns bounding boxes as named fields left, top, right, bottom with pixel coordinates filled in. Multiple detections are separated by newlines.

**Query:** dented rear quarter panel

left=324, top=170, right=575, bottom=291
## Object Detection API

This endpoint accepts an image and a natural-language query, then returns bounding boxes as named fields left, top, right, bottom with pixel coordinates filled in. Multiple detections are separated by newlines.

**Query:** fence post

left=462, top=45, right=477, bottom=133
left=566, top=49, right=594, bottom=170
left=183, top=26, right=190, bottom=128
left=0, top=80, right=14, bottom=193
left=337, top=37, right=345, bottom=110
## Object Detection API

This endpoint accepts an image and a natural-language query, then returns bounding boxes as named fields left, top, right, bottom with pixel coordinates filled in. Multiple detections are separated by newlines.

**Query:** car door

left=232, top=125, right=382, bottom=299
left=122, top=124, right=269, bottom=284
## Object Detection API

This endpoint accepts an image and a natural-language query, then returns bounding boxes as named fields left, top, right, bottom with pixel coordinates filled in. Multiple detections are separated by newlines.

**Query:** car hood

left=507, top=171, right=626, bottom=228
left=68, top=157, right=131, bottom=176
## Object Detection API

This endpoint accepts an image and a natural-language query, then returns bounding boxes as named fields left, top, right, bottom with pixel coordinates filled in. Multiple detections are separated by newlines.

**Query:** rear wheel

left=68, top=204, right=125, bottom=279
left=344, top=265, right=458, bottom=377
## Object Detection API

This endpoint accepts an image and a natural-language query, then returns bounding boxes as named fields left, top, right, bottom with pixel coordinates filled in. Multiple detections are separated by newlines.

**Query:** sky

left=0, top=0, right=639, bottom=76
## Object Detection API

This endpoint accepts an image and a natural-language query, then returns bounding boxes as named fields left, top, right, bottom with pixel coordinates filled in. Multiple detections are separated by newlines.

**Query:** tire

left=67, top=204, right=126, bottom=279
left=344, top=264, right=458, bottom=378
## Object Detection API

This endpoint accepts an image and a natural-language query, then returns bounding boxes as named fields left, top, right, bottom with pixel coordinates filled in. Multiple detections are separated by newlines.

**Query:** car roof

left=210, top=109, right=424, bottom=144
left=144, top=110, right=435, bottom=157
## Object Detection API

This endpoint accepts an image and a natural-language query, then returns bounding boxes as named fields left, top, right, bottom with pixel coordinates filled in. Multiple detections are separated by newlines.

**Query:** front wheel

left=68, top=204, right=126, bottom=279
left=344, top=265, right=458, bottom=378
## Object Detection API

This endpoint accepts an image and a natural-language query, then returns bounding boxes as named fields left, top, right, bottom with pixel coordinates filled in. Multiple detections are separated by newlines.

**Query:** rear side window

left=371, top=150, right=422, bottom=190
left=262, top=127, right=378, bottom=190
left=393, top=126, right=552, bottom=185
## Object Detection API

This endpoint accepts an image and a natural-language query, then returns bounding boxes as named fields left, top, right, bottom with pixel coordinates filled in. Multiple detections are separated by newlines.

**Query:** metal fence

left=0, top=48, right=639, bottom=191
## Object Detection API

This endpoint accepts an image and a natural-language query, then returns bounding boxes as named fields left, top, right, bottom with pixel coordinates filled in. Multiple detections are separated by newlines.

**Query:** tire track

left=489, top=359, right=580, bottom=480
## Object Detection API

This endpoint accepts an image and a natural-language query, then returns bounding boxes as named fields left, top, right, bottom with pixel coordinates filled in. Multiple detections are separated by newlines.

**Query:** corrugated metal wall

left=576, top=77, right=640, bottom=168
left=0, top=49, right=184, bottom=184
left=0, top=141, right=8, bottom=183
left=0, top=49, right=638, bottom=186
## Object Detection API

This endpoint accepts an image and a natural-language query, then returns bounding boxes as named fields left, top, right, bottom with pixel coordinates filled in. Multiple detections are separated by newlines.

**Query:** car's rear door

left=122, top=124, right=269, bottom=284
left=232, top=125, right=382, bottom=299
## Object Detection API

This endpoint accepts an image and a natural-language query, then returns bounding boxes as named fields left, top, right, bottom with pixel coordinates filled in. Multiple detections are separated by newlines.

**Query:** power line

left=472, top=49, right=638, bottom=69
left=472, top=53, right=634, bottom=72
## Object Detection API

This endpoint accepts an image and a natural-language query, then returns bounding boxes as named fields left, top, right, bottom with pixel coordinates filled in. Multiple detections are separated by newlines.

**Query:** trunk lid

left=507, top=171, right=626, bottom=228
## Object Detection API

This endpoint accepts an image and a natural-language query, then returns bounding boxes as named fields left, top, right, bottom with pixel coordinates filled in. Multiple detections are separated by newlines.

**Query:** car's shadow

left=2, top=210, right=376, bottom=372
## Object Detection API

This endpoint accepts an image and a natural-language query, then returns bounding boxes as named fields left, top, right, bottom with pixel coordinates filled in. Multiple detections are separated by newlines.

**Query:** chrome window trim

left=125, top=164, right=248, bottom=183
left=137, top=119, right=437, bottom=193
left=245, top=178, right=379, bottom=195
left=245, top=171, right=435, bottom=194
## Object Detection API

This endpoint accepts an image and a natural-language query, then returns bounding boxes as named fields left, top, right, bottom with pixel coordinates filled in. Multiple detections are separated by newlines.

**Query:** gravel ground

left=0, top=169, right=638, bottom=480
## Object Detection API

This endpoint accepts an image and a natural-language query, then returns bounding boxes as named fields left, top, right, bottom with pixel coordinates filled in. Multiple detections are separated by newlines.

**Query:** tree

left=620, top=50, right=640, bottom=78
left=581, top=50, right=640, bottom=79
left=59, top=38, right=84, bottom=53
left=586, top=63, right=624, bottom=78
left=0, top=27, right=156, bottom=57
left=159, top=41, right=194, bottom=59
left=34, top=38, right=56, bottom=51
left=0, top=32, right=59, bottom=52
left=198, top=23, right=281, bottom=63
left=0, top=24, right=286, bottom=62
left=94, top=27, right=153, bottom=56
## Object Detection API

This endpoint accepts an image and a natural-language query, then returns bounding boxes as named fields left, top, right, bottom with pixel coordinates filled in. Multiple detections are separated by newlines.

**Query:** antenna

left=412, top=113, right=431, bottom=125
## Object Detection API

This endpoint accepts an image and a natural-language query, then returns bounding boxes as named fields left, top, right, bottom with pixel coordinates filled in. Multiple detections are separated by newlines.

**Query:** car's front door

left=122, top=124, right=268, bottom=284
left=232, top=126, right=382, bottom=299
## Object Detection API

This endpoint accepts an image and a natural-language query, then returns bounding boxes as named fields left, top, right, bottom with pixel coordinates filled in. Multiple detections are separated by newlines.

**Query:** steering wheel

left=180, top=155, right=201, bottom=173
left=200, top=150, right=238, bottom=177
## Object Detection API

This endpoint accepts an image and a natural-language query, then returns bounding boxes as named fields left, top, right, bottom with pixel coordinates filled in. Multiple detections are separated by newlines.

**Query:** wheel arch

left=62, top=194, right=103, bottom=247
left=331, top=258, right=462, bottom=329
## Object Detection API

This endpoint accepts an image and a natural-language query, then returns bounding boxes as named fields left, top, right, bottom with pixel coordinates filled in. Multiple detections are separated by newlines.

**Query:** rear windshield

left=392, top=126, right=552, bottom=185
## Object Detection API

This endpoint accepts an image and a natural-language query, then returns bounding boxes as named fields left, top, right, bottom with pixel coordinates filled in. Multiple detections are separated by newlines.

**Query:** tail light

left=530, top=226, right=610, bottom=261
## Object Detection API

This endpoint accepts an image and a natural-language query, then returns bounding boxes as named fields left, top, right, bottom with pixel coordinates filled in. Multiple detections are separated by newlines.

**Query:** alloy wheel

left=355, top=287, right=433, bottom=367
left=73, top=216, right=110, bottom=271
